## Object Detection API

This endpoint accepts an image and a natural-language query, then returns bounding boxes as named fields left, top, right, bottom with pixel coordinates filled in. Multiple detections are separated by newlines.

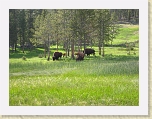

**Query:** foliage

left=9, top=9, right=139, bottom=57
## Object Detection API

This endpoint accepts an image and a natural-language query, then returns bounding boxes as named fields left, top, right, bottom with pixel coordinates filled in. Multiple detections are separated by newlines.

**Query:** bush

left=130, top=47, right=134, bottom=50
left=22, top=56, right=26, bottom=60
left=38, top=53, right=43, bottom=58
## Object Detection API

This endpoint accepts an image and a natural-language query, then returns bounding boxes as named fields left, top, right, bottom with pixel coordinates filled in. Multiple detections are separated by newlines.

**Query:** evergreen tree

left=9, top=9, right=18, bottom=52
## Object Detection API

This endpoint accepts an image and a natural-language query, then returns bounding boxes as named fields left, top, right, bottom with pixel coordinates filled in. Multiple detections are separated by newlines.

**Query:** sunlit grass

left=9, top=56, right=139, bottom=106
left=112, top=24, right=139, bottom=45
left=10, top=74, right=138, bottom=106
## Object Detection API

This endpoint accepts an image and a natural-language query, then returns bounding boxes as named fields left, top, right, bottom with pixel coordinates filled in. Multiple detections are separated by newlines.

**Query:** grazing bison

left=75, top=52, right=85, bottom=61
left=83, top=48, right=95, bottom=56
left=52, top=52, right=62, bottom=61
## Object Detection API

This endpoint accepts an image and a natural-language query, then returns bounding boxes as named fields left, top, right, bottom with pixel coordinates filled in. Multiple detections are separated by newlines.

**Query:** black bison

left=75, top=52, right=85, bottom=61
left=83, top=48, right=95, bottom=56
left=52, top=52, right=62, bottom=61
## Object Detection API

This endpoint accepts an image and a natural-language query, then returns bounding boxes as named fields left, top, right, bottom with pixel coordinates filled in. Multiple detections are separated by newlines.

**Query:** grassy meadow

left=9, top=24, right=139, bottom=106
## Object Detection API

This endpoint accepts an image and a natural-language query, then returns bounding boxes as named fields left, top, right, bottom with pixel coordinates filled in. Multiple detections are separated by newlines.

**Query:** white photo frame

left=0, top=0, right=148, bottom=115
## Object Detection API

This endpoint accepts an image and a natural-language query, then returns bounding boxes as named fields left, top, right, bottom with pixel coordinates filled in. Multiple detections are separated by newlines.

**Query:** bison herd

left=52, top=48, right=95, bottom=61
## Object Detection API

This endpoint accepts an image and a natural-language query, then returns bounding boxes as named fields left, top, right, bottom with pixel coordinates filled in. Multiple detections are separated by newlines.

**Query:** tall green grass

left=10, top=75, right=138, bottom=106
left=9, top=56, right=139, bottom=106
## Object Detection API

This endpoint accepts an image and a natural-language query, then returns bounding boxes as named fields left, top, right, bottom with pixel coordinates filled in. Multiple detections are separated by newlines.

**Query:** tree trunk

left=102, top=22, right=105, bottom=57
left=78, top=38, right=81, bottom=52
left=79, top=38, right=82, bottom=52
left=66, top=38, right=69, bottom=57
left=67, top=49, right=70, bottom=56
left=99, top=46, right=101, bottom=55
left=67, top=37, right=70, bottom=56
left=13, top=9, right=17, bottom=52
left=44, top=43, right=46, bottom=58
left=128, top=10, right=131, bottom=22
left=22, top=44, right=25, bottom=53
left=98, top=39, right=102, bottom=55
left=102, top=42, right=105, bottom=57
left=56, top=38, right=58, bottom=51
left=15, top=41, right=17, bottom=52
left=83, top=33, right=86, bottom=50
left=71, top=39, right=75, bottom=59
left=47, top=34, right=50, bottom=61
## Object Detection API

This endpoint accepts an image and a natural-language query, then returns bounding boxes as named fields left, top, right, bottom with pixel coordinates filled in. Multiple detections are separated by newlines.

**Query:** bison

left=83, top=48, right=95, bottom=56
left=75, top=52, right=85, bottom=61
left=52, top=52, right=62, bottom=61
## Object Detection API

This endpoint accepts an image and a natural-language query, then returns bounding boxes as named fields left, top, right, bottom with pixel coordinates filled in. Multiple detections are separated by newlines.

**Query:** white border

left=0, top=0, right=148, bottom=115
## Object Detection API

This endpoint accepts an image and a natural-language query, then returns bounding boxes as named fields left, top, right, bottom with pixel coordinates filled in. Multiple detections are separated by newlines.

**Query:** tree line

left=9, top=9, right=139, bottom=60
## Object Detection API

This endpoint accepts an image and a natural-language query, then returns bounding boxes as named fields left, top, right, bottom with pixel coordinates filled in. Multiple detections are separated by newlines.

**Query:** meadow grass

left=112, top=24, right=139, bottom=45
left=9, top=54, right=139, bottom=106
left=9, top=24, right=139, bottom=106
left=10, top=74, right=138, bottom=106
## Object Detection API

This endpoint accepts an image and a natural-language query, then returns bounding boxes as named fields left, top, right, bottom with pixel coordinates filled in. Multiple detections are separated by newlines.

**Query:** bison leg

left=52, top=56, right=55, bottom=61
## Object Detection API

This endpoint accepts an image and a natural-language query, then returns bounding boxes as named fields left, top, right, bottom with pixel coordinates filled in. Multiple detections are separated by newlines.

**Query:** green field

left=9, top=24, right=139, bottom=106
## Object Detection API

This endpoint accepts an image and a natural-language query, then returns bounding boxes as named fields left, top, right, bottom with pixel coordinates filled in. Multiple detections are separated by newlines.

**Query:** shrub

left=22, top=56, right=26, bottom=60
left=38, top=53, right=43, bottom=58
left=130, top=47, right=134, bottom=50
